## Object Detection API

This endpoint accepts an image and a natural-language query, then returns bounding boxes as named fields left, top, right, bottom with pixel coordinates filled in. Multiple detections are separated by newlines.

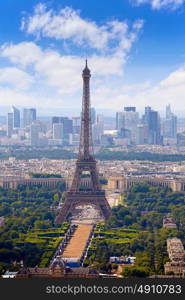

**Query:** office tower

left=136, top=124, right=148, bottom=145
left=63, top=118, right=73, bottom=135
left=116, top=108, right=139, bottom=144
left=163, top=105, right=177, bottom=139
left=122, top=107, right=139, bottom=144
left=52, top=116, right=60, bottom=124
left=30, top=123, right=40, bottom=146
left=124, top=107, right=136, bottom=112
left=92, top=123, right=99, bottom=143
left=92, top=123, right=104, bottom=144
left=52, top=117, right=73, bottom=135
left=163, top=116, right=177, bottom=139
left=90, top=107, right=96, bottom=124
left=116, top=112, right=124, bottom=131
left=166, top=104, right=172, bottom=119
left=143, top=106, right=161, bottom=144
left=97, top=114, right=104, bottom=124
left=96, top=114, right=104, bottom=142
left=23, top=108, right=37, bottom=127
left=69, top=133, right=80, bottom=146
left=53, top=123, right=63, bottom=140
left=72, top=117, right=81, bottom=134
left=7, top=113, right=13, bottom=137
left=12, top=106, right=20, bottom=128
left=92, top=114, right=104, bottom=144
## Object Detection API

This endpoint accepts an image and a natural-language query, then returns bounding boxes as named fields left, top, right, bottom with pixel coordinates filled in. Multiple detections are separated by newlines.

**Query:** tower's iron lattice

left=55, top=61, right=112, bottom=223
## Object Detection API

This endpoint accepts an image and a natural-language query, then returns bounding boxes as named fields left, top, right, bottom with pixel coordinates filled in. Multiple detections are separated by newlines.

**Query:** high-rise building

left=163, top=117, right=177, bottom=139
left=30, top=123, right=40, bottom=146
left=12, top=106, right=20, bottom=128
left=143, top=107, right=161, bottom=144
left=116, top=112, right=124, bottom=131
left=116, top=108, right=139, bottom=144
left=92, top=123, right=104, bottom=144
left=163, top=105, right=177, bottom=139
left=52, top=117, right=73, bottom=135
left=97, top=114, right=104, bottom=124
left=53, top=123, right=63, bottom=140
left=95, top=114, right=104, bottom=143
left=136, top=123, right=148, bottom=145
left=7, top=113, right=13, bottom=137
left=123, top=107, right=139, bottom=144
left=61, top=118, right=72, bottom=143
left=72, top=117, right=81, bottom=134
left=69, top=133, right=80, bottom=146
left=23, top=108, right=37, bottom=128
left=52, top=116, right=60, bottom=124
left=124, top=107, right=136, bottom=112
left=166, top=104, right=172, bottom=119
left=90, top=107, right=96, bottom=124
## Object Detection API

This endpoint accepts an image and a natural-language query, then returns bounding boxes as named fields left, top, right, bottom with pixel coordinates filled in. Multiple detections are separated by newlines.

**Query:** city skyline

left=0, top=1, right=185, bottom=115
left=0, top=102, right=182, bottom=148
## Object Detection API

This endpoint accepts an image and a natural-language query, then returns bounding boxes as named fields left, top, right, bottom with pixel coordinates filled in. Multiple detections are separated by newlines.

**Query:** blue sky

left=0, top=0, right=185, bottom=116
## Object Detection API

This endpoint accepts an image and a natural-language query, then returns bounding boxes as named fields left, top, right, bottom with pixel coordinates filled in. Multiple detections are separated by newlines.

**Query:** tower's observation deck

left=55, top=61, right=112, bottom=223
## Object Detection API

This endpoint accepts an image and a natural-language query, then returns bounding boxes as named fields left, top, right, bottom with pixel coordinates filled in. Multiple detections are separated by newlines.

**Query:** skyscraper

left=12, top=106, right=20, bottom=128
left=23, top=108, right=37, bottom=128
left=90, top=107, right=96, bottom=124
left=122, top=107, right=139, bottom=144
left=53, top=123, right=63, bottom=140
left=30, top=123, right=40, bottom=146
left=116, top=108, right=139, bottom=144
left=166, top=104, right=172, bottom=119
left=136, top=123, right=148, bottom=145
left=94, top=114, right=104, bottom=143
left=124, top=107, right=136, bottom=112
left=52, top=117, right=73, bottom=135
left=143, top=106, right=161, bottom=144
left=72, top=117, right=81, bottom=134
left=116, top=112, right=124, bottom=131
left=163, top=105, right=177, bottom=139
left=7, top=113, right=13, bottom=137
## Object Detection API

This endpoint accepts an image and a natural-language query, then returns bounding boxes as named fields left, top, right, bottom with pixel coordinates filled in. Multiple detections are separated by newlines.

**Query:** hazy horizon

left=1, top=105, right=185, bottom=119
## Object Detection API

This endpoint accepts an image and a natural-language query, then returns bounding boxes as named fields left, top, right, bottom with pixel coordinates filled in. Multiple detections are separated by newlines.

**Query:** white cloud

left=1, top=41, right=185, bottom=113
left=21, top=3, right=143, bottom=55
left=0, top=52, right=185, bottom=114
left=0, top=41, right=139, bottom=95
left=0, top=4, right=145, bottom=110
left=88, top=66, right=185, bottom=113
left=133, top=0, right=185, bottom=10
left=0, top=86, right=64, bottom=110
left=0, top=2, right=184, bottom=115
left=0, top=67, right=34, bottom=90
left=1, top=42, right=42, bottom=67
left=160, top=68, right=185, bottom=87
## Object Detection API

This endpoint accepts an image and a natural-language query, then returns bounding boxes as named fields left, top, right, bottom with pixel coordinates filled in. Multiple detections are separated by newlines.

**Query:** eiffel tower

left=55, top=61, right=112, bottom=223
